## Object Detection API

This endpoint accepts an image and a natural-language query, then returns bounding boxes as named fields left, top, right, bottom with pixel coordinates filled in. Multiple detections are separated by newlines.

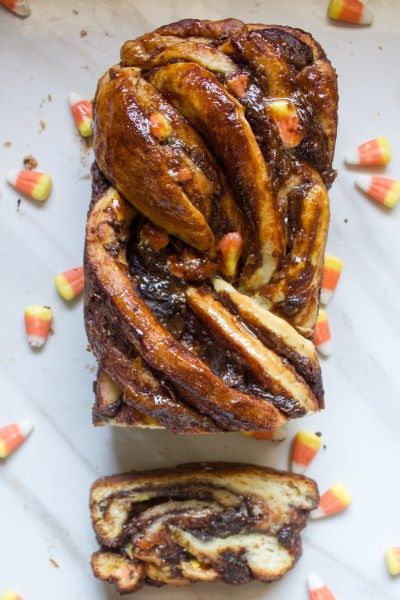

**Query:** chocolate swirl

left=90, top=463, right=319, bottom=593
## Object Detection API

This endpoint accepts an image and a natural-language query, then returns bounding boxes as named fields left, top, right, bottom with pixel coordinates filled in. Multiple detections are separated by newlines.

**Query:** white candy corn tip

left=320, top=289, right=333, bottom=305
left=18, top=419, right=34, bottom=438
left=27, top=335, right=45, bottom=348
left=344, top=149, right=361, bottom=165
left=5, top=0, right=31, bottom=17
left=308, top=573, right=324, bottom=590
left=359, top=5, right=374, bottom=25
left=6, top=170, right=19, bottom=186
left=355, top=176, right=372, bottom=193
left=291, top=461, right=306, bottom=475
left=316, top=341, right=332, bottom=357
left=309, top=507, right=325, bottom=519
left=69, top=91, right=84, bottom=106
left=272, top=426, right=287, bottom=441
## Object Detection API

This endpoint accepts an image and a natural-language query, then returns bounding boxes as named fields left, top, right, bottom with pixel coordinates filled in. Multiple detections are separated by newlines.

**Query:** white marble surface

left=0, top=0, right=400, bottom=597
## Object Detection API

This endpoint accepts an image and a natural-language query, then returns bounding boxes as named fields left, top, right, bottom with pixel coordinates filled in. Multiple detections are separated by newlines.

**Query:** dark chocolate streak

left=216, top=290, right=322, bottom=401
left=95, top=480, right=304, bottom=585
left=126, top=229, right=306, bottom=417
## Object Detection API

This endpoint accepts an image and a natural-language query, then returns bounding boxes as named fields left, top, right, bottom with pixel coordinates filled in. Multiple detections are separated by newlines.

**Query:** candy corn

left=328, top=0, right=374, bottom=25
left=308, top=574, right=336, bottom=600
left=54, top=267, right=84, bottom=301
left=149, top=112, right=172, bottom=141
left=69, top=92, right=93, bottom=137
left=356, top=176, right=400, bottom=209
left=218, top=232, right=243, bottom=279
left=321, top=256, right=343, bottom=305
left=24, top=305, right=53, bottom=348
left=0, top=592, right=23, bottom=600
left=243, top=426, right=286, bottom=442
left=0, top=0, right=30, bottom=17
left=266, top=99, right=303, bottom=148
left=0, top=421, right=33, bottom=459
left=345, top=137, right=391, bottom=166
left=290, top=431, right=322, bottom=474
left=313, top=309, right=331, bottom=357
left=385, top=547, right=400, bottom=576
left=310, top=484, right=351, bottom=519
left=7, top=170, right=52, bottom=202
left=226, top=73, right=249, bottom=98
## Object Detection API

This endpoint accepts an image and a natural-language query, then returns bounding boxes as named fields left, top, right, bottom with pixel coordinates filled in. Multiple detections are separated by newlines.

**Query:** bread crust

left=85, top=18, right=337, bottom=432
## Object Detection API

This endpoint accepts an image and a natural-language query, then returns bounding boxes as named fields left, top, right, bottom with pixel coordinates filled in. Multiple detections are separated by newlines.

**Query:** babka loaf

left=90, top=462, right=319, bottom=593
left=84, top=18, right=338, bottom=433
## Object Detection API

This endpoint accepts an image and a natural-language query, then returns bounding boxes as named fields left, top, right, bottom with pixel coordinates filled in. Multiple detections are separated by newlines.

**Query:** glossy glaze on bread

left=84, top=19, right=338, bottom=432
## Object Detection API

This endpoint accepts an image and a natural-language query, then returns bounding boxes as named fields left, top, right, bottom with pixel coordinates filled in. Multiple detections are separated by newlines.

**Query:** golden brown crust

left=93, top=67, right=216, bottom=255
left=85, top=18, right=337, bottom=432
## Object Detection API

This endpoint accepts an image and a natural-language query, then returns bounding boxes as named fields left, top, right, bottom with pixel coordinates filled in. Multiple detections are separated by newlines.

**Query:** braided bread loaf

left=84, top=18, right=338, bottom=433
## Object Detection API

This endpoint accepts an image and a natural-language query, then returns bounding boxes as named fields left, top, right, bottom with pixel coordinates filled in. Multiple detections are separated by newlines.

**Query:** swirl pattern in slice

left=90, top=462, right=319, bottom=593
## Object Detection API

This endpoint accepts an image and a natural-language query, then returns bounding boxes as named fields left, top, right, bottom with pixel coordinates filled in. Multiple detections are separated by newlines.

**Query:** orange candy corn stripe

left=308, top=574, right=336, bottom=600
left=7, top=170, right=52, bottom=201
left=310, top=484, right=351, bottom=519
left=321, top=256, right=343, bottom=305
left=24, top=305, right=53, bottom=348
left=243, top=426, right=286, bottom=442
left=226, top=73, right=249, bottom=99
left=149, top=111, right=172, bottom=141
left=0, top=421, right=33, bottom=459
left=55, top=267, right=84, bottom=300
left=385, top=547, right=400, bottom=576
left=69, top=92, right=93, bottom=137
left=328, top=0, right=373, bottom=24
left=290, top=431, right=322, bottom=474
left=313, top=309, right=331, bottom=357
left=0, top=0, right=30, bottom=17
left=218, top=232, right=243, bottom=279
left=345, top=137, right=391, bottom=166
left=266, top=99, right=303, bottom=148
left=356, top=176, right=400, bottom=209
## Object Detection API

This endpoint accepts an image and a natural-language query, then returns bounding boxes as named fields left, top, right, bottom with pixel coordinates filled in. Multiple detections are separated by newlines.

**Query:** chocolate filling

left=126, top=225, right=305, bottom=417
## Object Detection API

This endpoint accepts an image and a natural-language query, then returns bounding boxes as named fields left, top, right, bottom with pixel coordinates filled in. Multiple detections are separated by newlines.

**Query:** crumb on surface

left=344, top=218, right=348, bottom=223
left=72, top=9, right=78, bottom=14
left=82, top=136, right=93, bottom=151
left=80, top=29, right=87, bottom=37
left=3, top=140, right=12, bottom=147
left=17, top=198, right=21, bottom=212
left=378, top=45, right=383, bottom=50
left=315, top=431, right=322, bottom=437
left=23, top=154, right=38, bottom=170
left=39, top=120, right=46, bottom=133
left=48, top=93, right=52, bottom=102
left=79, top=135, right=93, bottom=167
left=49, top=558, right=60, bottom=569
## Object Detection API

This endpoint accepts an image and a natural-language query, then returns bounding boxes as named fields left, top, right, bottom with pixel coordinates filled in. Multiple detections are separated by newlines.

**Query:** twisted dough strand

left=86, top=19, right=337, bottom=432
